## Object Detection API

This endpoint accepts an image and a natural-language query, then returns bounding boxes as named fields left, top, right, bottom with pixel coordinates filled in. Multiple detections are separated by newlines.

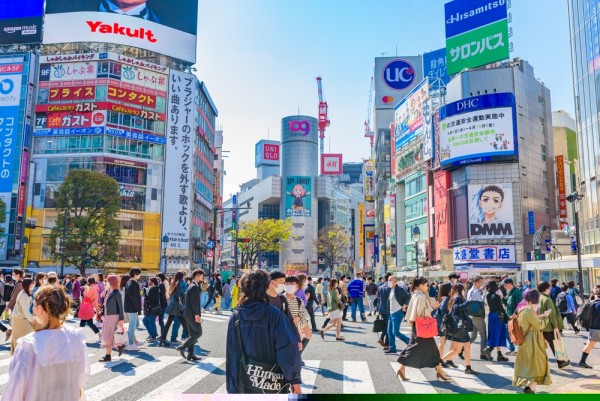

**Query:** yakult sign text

left=163, top=70, right=194, bottom=250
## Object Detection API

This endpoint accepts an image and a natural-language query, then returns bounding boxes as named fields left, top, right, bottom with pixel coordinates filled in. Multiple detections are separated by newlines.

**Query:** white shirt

left=1, top=326, right=90, bottom=401
left=389, top=287, right=402, bottom=314
left=11, top=291, right=34, bottom=322
left=467, top=286, right=485, bottom=303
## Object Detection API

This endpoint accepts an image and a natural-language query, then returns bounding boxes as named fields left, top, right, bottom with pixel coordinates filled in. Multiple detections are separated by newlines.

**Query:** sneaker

left=170, top=339, right=182, bottom=345
left=579, top=362, right=593, bottom=369
left=458, top=351, right=465, bottom=360
left=125, top=344, right=139, bottom=351
left=4, top=329, right=12, bottom=341
left=377, top=339, right=385, bottom=346
left=557, top=360, right=570, bottom=369
left=135, top=340, right=146, bottom=346
left=384, top=349, right=398, bottom=355
left=383, top=346, right=390, bottom=351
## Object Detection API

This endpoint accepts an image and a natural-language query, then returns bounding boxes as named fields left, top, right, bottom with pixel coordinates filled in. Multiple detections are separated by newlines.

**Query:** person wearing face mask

left=10, top=278, right=35, bottom=354
left=2, top=284, right=90, bottom=401
left=266, top=270, right=302, bottom=350
left=29, top=273, right=47, bottom=315
left=284, top=275, right=312, bottom=357
left=320, top=278, right=344, bottom=341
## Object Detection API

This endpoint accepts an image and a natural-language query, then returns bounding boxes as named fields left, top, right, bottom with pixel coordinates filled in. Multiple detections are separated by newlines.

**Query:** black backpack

left=577, top=301, right=596, bottom=330
left=556, top=292, right=568, bottom=313
left=2, top=283, right=13, bottom=303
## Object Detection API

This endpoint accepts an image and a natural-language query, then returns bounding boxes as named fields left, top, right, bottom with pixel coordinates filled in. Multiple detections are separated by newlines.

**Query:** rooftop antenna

left=395, top=45, right=398, bottom=56
left=267, top=127, right=270, bottom=139
left=381, top=52, right=388, bottom=57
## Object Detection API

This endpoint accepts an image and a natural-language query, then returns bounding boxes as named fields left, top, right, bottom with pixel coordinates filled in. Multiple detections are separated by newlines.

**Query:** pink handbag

left=415, top=316, right=439, bottom=338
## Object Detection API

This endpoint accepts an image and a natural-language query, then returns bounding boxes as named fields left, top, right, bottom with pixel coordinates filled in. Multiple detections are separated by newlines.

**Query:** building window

left=541, top=144, right=546, bottom=161
left=545, top=198, right=549, bottom=215
left=543, top=170, right=548, bottom=185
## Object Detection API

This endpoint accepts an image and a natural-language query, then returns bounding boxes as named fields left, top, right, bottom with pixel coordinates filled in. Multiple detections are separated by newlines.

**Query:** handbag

left=372, top=315, right=386, bottom=333
left=233, top=310, right=289, bottom=394
left=113, top=326, right=128, bottom=346
left=553, top=338, right=569, bottom=361
left=468, top=301, right=483, bottom=317
left=415, top=316, right=439, bottom=338
left=78, top=298, right=95, bottom=321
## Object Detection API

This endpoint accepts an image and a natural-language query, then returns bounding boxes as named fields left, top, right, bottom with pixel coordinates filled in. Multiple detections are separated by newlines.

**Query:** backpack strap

left=233, top=310, right=249, bottom=364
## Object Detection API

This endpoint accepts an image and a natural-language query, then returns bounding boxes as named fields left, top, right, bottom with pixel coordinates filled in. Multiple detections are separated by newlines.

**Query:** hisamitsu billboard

left=444, top=0, right=508, bottom=38
left=44, top=0, right=198, bottom=62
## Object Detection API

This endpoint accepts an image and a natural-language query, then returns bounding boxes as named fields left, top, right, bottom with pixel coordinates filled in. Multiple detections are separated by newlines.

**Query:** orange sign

left=107, top=86, right=156, bottom=108
left=49, top=86, right=95, bottom=101
left=557, top=155, right=567, bottom=219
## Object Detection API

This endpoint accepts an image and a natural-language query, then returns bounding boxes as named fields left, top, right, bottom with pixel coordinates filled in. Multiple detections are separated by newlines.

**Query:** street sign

left=207, top=240, right=215, bottom=249
left=207, top=250, right=214, bottom=258
left=232, top=195, right=237, bottom=205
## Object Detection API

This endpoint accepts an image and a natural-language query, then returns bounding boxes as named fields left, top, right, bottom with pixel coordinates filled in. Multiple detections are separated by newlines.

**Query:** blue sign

left=545, top=239, right=552, bottom=252
left=444, top=0, right=508, bottom=39
left=383, top=59, right=416, bottom=91
left=33, top=127, right=105, bottom=137
left=423, top=48, right=450, bottom=85
left=0, top=0, right=44, bottom=19
left=232, top=195, right=237, bottom=205
left=528, top=211, right=535, bottom=235
left=207, top=240, right=215, bottom=249
left=373, top=235, right=380, bottom=263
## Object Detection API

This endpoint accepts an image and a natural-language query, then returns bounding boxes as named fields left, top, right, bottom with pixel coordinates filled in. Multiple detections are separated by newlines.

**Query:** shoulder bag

left=233, top=310, right=289, bottom=394
left=372, top=314, right=386, bottom=333
left=415, top=296, right=438, bottom=338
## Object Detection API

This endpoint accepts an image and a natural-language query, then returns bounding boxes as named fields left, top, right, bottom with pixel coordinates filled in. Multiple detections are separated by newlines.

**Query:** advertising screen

left=394, top=79, right=429, bottom=152
left=320, top=153, right=343, bottom=175
left=374, top=56, right=423, bottom=109
left=0, top=0, right=44, bottom=45
left=468, top=183, right=514, bottom=240
left=44, top=0, right=198, bottom=62
left=162, top=70, right=195, bottom=250
left=444, top=0, right=509, bottom=75
left=285, top=176, right=312, bottom=218
left=439, top=92, right=517, bottom=167
left=363, top=160, right=375, bottom=202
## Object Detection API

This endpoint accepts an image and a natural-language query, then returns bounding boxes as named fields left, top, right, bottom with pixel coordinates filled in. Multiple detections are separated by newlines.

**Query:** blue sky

left=196, top=1, right=572, bottom=197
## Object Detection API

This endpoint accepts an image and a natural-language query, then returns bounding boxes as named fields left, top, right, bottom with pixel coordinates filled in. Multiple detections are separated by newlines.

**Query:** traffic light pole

left=60, top=210, right=67, bottom=277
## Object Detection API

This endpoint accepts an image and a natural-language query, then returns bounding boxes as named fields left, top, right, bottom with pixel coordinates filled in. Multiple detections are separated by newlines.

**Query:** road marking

left=90, top=354, right=135, bottom=375
left=301, top=360, right=320, bottom=394
left=201, top=316, right=229, bottom=323
left=485, top=364, right=513, bottom=378
left=446, top=364, right=494, bottom=391
left=85, top=356, right=180, bottom=401
left=215, top=383, right=227, bottom=393
left=0, top=352, right=97, bottom=369
left=390, top=362, right=438, bottom=394
left=140, top=357, right=225, bottom=399
left=343, top=361, right=375, bottom=394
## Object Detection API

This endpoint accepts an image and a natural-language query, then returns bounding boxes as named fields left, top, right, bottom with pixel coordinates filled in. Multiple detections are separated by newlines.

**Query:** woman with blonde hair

left=1, top=285, right=90, bottom=401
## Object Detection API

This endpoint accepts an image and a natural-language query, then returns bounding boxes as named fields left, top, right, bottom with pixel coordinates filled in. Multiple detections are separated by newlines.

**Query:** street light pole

left=566, top=192, right=585, bottom=296
left=412, top=225, right=421, bottom=278
left=60, top=209, right=67, bottom=277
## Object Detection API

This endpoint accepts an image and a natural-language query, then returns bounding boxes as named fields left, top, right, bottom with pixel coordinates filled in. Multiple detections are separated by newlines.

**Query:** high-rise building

left=568, top=0, right=600, bottom=254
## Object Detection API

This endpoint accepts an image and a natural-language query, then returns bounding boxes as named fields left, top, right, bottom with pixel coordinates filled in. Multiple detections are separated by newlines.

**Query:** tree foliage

left=237, top=218, right=293, bottom=268
left=0, top=196, right=6, bottom=233
left=49, top=170, right=121, bottom=275
left=314, top=225, right=350, bottom=278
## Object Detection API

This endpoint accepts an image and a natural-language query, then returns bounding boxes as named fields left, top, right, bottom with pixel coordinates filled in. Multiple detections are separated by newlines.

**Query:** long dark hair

left=328, top=278, right=338, bottom=291
left=410, top=276, right=428, bottom=293
left=170, top=271, right=185, bottom=296
left=437, top=282, right=452, bottom=302
left=238, top=270, right=269, bottom=306
left=448, top=283, right=465, bottom=310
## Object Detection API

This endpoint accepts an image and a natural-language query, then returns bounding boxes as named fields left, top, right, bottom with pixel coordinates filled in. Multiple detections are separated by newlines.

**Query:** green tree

left=314, top=225, right=350, bottom=278
left=237, top=219, right=293, bottom=268
left=49, top=170, right=121, bottom=275
left=0, top=197, right=6, bottom=234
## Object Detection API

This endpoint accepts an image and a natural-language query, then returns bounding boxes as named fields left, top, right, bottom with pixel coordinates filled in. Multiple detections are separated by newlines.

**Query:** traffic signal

left=85, top=257, right=91, bottom=267
left=534, top=249, right=541, bottom=261
left=237, top=238, right=250, bottom=243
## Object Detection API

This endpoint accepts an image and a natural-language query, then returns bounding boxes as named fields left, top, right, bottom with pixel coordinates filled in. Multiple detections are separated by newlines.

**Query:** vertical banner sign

left=363, top=160, right=375, bottom=201
left=556, top=155, right=567, bottom=220
left=423, top=48, right=450, bottom=85
left=0, top=61, right=23, bottom=260
left=285, top=176, right=312, bottom=217
left=163, top=70, right=194, bottom=250
left=444, top=0, right=509, bottom=75
left=373, top=235, right=380, bottom=263
left=359, top=203, right=364, bottom=258
left=528, top=211, right=535, bottom=235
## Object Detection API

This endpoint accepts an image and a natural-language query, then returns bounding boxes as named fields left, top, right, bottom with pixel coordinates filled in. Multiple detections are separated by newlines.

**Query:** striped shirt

left=287, top=295, right=309, bottom=329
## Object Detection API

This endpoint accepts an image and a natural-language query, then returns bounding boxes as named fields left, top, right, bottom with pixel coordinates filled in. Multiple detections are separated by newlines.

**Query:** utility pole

left=566, top=192, right=585, bottom=296
left=211, top=209, right=218, bottom=276
left=60, top=209, right=67, bottom=277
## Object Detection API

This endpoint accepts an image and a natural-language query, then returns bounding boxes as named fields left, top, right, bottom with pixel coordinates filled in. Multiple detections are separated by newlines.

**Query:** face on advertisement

left=478, top=186, right=504, bottom=223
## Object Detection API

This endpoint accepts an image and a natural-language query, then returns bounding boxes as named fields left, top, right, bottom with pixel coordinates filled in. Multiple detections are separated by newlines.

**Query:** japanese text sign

left=453, top=244, right=516, bottom=264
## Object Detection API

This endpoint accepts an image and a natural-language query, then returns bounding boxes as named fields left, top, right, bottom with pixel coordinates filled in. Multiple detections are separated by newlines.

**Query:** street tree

left=0, top=197, right=6, bottom=253
left=49, top=170, right=121, bottom=275
left=314, top=225, right=350, bottom=278
left=237, top=218, right=293, bottom=268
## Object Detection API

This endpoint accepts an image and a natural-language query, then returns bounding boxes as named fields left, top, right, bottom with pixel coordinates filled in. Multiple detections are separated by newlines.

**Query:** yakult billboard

left=44, top=0, right=198, bottom=62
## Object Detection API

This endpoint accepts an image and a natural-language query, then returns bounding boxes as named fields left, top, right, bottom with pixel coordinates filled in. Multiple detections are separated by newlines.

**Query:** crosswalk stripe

left=215, top=383, right=227, bottom=393
left=300, top=360, right=320, bottom=394
left=85, top=356, right=180, bottom=401
left=390, top=362, right=438, bottom=394
left=485, top=364, right=513, bottom=378
left=201, top=316, right=229, bottom=323
left=140, top=357, right=225, bottom=399
left=343, top=361, right=375, bottom=394
left=90, top=355, right=135, bottom=375
left=446, top=364, right=493, bottom=391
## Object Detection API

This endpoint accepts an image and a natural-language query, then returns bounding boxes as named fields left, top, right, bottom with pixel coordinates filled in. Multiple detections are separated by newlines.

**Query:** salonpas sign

left=444, top=0, right=510, bottom=75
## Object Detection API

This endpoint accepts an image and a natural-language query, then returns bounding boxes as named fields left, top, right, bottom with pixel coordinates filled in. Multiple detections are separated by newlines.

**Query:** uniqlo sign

left=321, top=153, right=343, bottom=175
left=263, top=143, right=280, bottom=161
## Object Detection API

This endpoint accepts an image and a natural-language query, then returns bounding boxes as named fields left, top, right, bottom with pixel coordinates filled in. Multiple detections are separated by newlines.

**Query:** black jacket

left=451, top=295, right=474, bottom=332
left=214, top=278, right=223, bottom=297
left=124, top=279, right=142, bottom=313
left=104, top=289, right=124, bottom=320
left=377, top=284, right=410, bottom=314
left=144, top=286, right=160, bottom=315
left=158, top=282, right=167, bottom=309
left=184, top=281, right=202, bottom=323
left=305, top=284, right=318, bottom=308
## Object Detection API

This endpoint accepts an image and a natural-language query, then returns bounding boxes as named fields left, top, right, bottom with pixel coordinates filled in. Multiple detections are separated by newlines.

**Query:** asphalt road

left=0, top=310, right=598, bottom=398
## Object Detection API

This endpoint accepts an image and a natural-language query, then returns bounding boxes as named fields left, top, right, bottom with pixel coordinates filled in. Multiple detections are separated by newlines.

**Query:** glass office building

left=569, top=0, right=600, bottom=253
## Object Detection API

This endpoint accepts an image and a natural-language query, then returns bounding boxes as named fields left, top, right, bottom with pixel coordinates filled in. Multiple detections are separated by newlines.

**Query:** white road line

left=201, top=316, right=229, bottom=323
left=446, top=364, right=494, bottom=391
left=300, top=360, right=320, bottom=394
left=0, top=372, right=7, bottom=386
left=85, top=356, right=180, bottom=401
left=0, top=352, right=97, bottom=368
left=343, top=361, right=375, bottom=394
left=390, top=362, right=438, bottom=394
left=140, top=357, right=226, bottom=399
left=90, top=354, right=135, bottom=375
left=214, top=383, right=227, bottom=393
left=485, top=364, right=513, bottom=378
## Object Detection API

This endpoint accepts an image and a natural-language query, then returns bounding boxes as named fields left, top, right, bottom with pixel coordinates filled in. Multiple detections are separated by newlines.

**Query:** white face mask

left=285, top=285, right=296, bottom=294
left=42, top=279, right=48, bottom=285
left=274, top=283, right=285, bottom=294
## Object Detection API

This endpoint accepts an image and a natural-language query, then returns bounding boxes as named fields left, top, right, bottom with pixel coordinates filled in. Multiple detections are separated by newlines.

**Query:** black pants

left=181, top=321, right=202, bottom=353
left=80, top=319, right=100, bottom=334
left=542, top=331, right=557, bottom=355
left=160, top=314, right=187, bottom=340
left=380, top=313, right=389, bottom=345
left=342, top=304, right=348, bottom=320
left=307, top=304, right=317, bottom=331
left=562, top=313, right=578, bottom=331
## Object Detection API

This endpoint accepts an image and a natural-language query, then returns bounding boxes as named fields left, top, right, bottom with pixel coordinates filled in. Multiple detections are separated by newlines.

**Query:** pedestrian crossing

left=0, top=347, right=597, bottom=397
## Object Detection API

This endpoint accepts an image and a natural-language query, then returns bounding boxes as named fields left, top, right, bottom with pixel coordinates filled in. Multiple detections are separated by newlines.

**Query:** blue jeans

left=126, top=313, right=138, bottom=345
left=142, top=314, right=158, bottom=338
left=505, top=325, right=515, bottom=351
left=200, top=293, right=208, bottom=310
left=350, top=297, right=365, bottom=320
left=388, top=310, right=410, bottom=352
left=172, top=316, right=189, bottom=340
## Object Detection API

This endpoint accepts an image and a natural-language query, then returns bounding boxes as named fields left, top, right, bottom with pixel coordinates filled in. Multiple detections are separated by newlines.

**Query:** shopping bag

left=553, top=338, right=569, bottom=361
left=77, top=298, right=95, bottom=321
left=415, top=316, right=439, bottom=338
left=372, top=315, right=386, bottom=333
left=113, top=325, right=128, bottom=346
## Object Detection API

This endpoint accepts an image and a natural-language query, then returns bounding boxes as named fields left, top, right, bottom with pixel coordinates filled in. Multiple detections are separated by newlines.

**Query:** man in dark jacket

left=226, top=269, right=301, bottom=394
left=124, top=267, right=143, bottom=350
left=304, top=276, right=319, bottom=333
left=375, top=272, right=393, bottom=349
left=382, top=275, right=410, bottom=354
left=156, top=273, right=168, bottom=332
left=502, top=278, right=521, bottom=353
left=214, top=273, right=223, bottom=314
left=178, top=269, right=203, bottom=361
left=347, top=273, right=366, bottom=322
left=6, top=268, right=23, bottom=312
left=550, top=278, right=562, bottom=302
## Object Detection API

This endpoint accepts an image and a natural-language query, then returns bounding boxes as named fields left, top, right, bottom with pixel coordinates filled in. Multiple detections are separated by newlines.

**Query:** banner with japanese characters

left=439, top=92, right=517, bottom=167
left=162, top=70, right=195, bottom=250
left=468, top=183, right=514, bottom=240
left=453, top=244, right=516, bottom=264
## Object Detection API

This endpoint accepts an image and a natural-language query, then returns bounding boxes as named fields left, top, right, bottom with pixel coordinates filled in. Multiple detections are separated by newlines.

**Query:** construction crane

left=316, top=77, right=330, bottom=154
left=364, top=77, right=375, bottom=152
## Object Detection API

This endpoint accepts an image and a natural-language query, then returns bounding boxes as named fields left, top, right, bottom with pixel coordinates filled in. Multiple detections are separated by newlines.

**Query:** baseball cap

left=501, top=278, right=514, bottom=285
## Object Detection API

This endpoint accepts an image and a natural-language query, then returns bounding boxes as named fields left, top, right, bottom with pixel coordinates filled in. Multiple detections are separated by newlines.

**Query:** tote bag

left=415, top=316, right=439, bottom=338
